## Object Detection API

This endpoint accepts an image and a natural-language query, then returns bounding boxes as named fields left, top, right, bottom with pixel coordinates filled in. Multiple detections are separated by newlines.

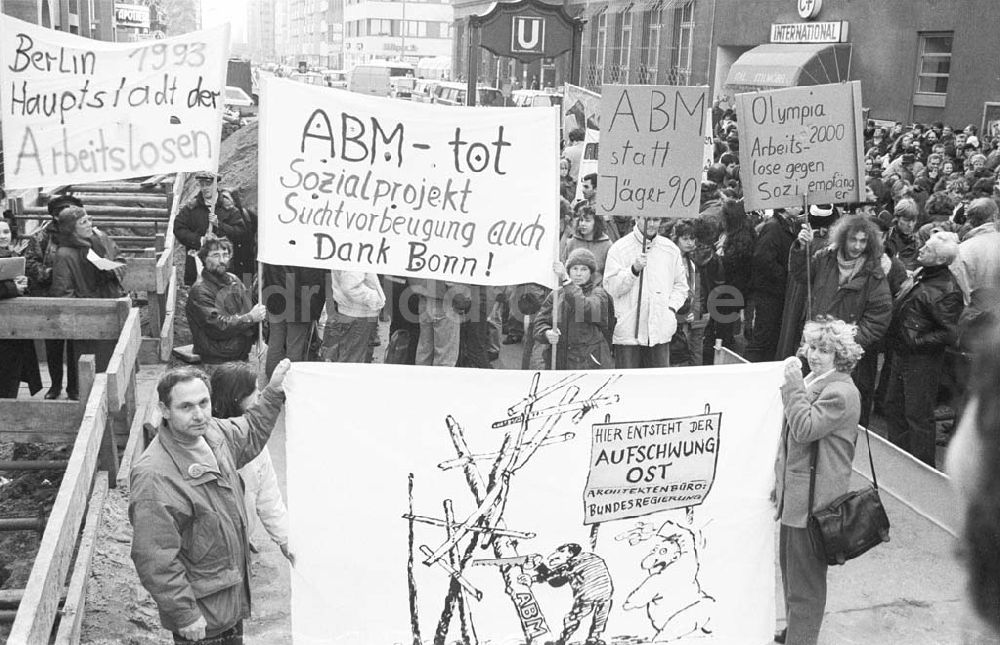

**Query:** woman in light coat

left=774, top=317, right=863, bottom=645
left=210, top=362, right=293, bottom=563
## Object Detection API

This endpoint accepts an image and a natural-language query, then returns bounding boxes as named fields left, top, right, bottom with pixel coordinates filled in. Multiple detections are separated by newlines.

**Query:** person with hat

left=175, top=172, right=249, bottom=286
left=50, top=205, right=127, bottom=380
left=129, top=359, right=291, bottom=645
left=22, top=193, right=83, bottom=398
left=534, top=249, right=613, bottom=370
left=884, top=231, right=963, bottom=466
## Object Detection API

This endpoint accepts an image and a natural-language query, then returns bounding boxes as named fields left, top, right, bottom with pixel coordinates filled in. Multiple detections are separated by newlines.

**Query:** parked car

left=349, top=61, right=416, bottom=97
left=511, top=89, right=563, bottom=108
left=432, top=82, right=504, bottom=107
left=411, top=79, right=441, bottom=103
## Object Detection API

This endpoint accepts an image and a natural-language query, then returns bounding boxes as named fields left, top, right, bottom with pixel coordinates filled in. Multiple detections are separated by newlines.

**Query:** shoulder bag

left=807, top=425, right=891, bottom=565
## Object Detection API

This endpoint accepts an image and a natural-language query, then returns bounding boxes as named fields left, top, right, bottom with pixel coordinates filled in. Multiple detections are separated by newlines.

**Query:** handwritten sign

left=0, top=15, right=229, bottom=189
left=597, top=85, right=708, bottom=219
left=583, top=407, right=722, bottom=524
left=258, top=77, right=560, bottom=286
left=736, top=81, right=864, bottom=210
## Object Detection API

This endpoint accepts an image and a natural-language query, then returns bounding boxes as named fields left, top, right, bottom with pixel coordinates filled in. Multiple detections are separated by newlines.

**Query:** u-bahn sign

left=465, top=0, right=585, bottom=104
left=470, top=0, right=582, bottom=64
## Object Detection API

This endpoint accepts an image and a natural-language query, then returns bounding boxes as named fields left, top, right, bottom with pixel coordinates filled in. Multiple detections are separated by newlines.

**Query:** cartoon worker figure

left=517, top=543, right=614, bottom=645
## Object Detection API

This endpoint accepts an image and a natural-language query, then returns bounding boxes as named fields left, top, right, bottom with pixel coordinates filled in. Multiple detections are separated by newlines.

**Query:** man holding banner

left=603, top=216, right=688, bottom=368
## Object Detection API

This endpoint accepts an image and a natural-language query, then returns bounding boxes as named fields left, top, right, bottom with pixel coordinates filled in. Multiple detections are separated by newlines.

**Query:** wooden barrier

left=6, top=375, right=109, bottom=645
left=0, top=359, right=95, bottom=443
left=0, top=297, right=130, bottom=340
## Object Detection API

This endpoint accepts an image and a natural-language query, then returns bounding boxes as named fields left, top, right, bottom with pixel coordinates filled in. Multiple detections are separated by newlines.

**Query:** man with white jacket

left=603, top=216, right=689, bottom=368
left=321, top=270, right=386, bottom=363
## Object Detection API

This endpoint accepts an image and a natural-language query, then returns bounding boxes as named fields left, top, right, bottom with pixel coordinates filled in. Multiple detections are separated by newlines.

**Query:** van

left=321, top=69, right=349, bottom=89
left=511, top=89, right=563, bottom=108
left=432, top=82, right=504, bottom=107
left=349, top=61, right=417, bottom=98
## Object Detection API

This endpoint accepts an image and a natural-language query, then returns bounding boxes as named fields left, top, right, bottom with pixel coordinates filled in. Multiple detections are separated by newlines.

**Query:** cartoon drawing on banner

left=518, top=544, right=615, bottom=645
left=621, top=520, right=716, bottom=641
left=399, top=371, right=724, bottom=644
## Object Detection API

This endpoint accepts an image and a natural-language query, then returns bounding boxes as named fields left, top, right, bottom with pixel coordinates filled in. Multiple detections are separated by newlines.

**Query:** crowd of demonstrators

left=0, top=212, right=40, bottom=398
left=174, top=171, right=253, bottom=287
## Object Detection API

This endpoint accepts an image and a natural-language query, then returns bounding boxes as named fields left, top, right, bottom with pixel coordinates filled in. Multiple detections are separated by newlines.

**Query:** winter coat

left=0, top=249, right=41, bottom=397
left=328, top=270, right=386, bottom=319
left=887, top=264, right=963, bottom=354
left=720, top=225, right=756, bottom=301
left=788, top=247, right=892, bottom=350
left=129, top=385, right=284, bottom=637
left=49, top=229, right=125, bottom=299
left=561, top=232, right=612, bottom=281
left=886, top=227, right=920, bottom=271
left=775, top=371, right=860, bottom=528
left=603, top=230, right=688, bottom=346
left=533, top=278, right=613, bottom=370
left=174, top=192, right=248, bottom=252
left=775, top=231, right=833, bottom=360
left=261, top=263, right=327, bottom=322
left=21, top=221, right=60, bottom=296
left=185, top=269, right=257, bottom=363
left=751, top=214, right=797, bottom=297
left=241, top=446, right=288, bottom=548
left=950, top=230, right=1000, bottom=351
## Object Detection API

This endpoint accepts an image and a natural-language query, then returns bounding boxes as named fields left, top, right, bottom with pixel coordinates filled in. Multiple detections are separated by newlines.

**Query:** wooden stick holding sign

left=802, top=192, right=813, bottom=323
left=634, top=218, right=649, bottom=341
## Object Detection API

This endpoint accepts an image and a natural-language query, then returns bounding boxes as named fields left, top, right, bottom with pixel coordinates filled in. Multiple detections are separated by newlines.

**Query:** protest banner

left=0, top=15, right=229, bottom=189
left=736, top=81, right=865, bottom=211
left=563, top=83, right=600, bottom=144
left=285, top=362, right=784, bottom=644
left=257, top=76, right=560, bottom=287
left=598, top=85, right=709, bottom=220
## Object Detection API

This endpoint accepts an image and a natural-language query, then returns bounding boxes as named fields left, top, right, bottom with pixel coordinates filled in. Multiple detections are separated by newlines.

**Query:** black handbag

left=806, top=425, right=891, bottom=566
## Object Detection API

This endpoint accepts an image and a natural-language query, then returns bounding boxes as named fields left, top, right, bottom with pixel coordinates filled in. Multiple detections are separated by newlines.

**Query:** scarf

left=837, top=252, right=865, bottom=286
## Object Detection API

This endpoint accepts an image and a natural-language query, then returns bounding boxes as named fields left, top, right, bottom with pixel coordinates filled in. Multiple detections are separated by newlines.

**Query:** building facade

left=274, top=0, right=345, bottom=69
left=247, top=0, right=277, bottom=62
left=2, top=0, right=117, bottom=41
left=342, top=0, right=453, bottom=70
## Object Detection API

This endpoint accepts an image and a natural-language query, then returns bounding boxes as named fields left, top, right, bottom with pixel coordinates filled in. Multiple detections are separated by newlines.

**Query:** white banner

left=285, top=363, right=784, bottom=644
left=258, top=77, right=560, bottom=287
left=0, top=15, right=229, bottom=188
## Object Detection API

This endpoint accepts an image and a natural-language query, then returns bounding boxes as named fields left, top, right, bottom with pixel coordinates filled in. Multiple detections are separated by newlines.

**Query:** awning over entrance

left=725, top=43, right=851, bottom=88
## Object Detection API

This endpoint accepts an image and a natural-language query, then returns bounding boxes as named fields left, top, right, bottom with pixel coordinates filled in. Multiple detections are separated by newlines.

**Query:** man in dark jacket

left=746, top=208, right=801, bottom=362
left=791, top=215, right=893, bottom=426
left=175, top=172, right=249, bottom=286
left=185, top=237, right=265, bottom=367
left=130, top=359, right=290, bottom=644
left=884, top=232, right=964, bottom=466
left=261, top=263, right=327, bottom=377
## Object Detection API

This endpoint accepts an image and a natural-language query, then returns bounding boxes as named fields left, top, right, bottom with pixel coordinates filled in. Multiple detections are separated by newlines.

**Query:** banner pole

left=802, top=193, right=812, bottom=323
left=634, top=218, right=648, bottom=342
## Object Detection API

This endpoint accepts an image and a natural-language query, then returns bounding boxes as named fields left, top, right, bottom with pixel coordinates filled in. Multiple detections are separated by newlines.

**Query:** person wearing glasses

left=185, top=236, right=265, bottom=371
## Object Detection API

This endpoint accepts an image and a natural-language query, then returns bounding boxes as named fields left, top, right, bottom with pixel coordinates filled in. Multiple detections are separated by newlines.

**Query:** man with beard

left=185, top=236, right=266, bottom=369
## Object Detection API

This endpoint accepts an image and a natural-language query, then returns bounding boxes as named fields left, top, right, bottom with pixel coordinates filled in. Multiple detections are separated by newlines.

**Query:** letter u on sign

left=511, top=16, right=545, bottom=54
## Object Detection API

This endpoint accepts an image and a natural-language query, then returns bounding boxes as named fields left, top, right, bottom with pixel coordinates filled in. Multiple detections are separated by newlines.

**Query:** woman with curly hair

left=946, top=321, right=1000, bottom=638
left=773, top=317, right=864, bottom=645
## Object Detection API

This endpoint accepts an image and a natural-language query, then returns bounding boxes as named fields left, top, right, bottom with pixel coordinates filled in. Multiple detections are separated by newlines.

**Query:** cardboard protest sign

left=0, top=15, right=229, bottom=189
left=563, top=83, right=600, bottom=142
left=258, top=77, right=560, bottom=287
left=598, top=85, right=709, bottom=220
left=584, top=405, right=722, bottom=524
left=285, top=363, right=784, bottom=644
left=736, top=81, right=865, bottom=211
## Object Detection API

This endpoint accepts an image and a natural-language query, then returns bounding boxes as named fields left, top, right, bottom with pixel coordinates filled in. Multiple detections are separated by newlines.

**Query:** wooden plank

left=159, top=267, right=178, bottom=363
left=122, top=258, right=157, bottom=292
left=0, top=401, right=83, bottom=441
left=0, top=298, right=130, bottom=340
left=53, top=474, right=109, bottom=645
left=105, top=309, right=141, bottom=412
left=138, top=338, right=161, bottom=365
left=154, top=251, right=171, bottom=294
left=0, top=589, right=67, bottom=610
left=22, top=205, right=168, bottom=218
left=7, top=376, right=109, bottom=645
left=117, top=400, right=153, bottom=488
left=56, top=183, right=162, bottom=193
left=147, top=291, right=164, bottom=338
left=65, top=193, right=168, bottom=206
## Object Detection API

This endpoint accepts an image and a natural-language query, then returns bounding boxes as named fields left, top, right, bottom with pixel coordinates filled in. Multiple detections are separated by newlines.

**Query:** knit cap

left=565, top=248, right=597, bottom=274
